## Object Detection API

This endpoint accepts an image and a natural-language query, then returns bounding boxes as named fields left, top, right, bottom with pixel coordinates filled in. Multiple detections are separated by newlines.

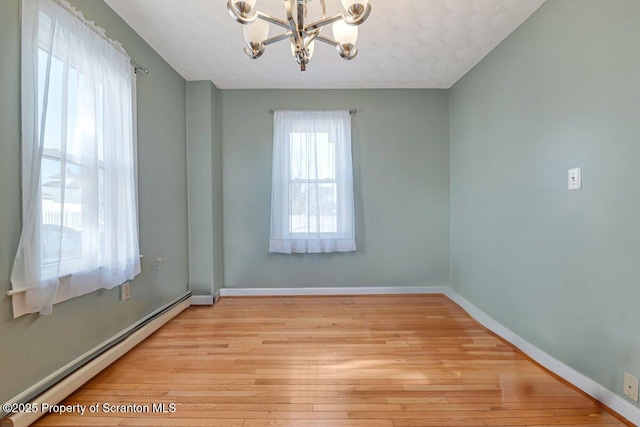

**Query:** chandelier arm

left=315, top=34, right=340, bottom=46
left=343, top=3, right=372, bottom=25
left=304, top=32, right=318, bottom=48
left=304, top=14, right=344, bottom=33
left=285, top=0, right=303, bottom=47
left=255, top=12, right=290, bottom=30
left=263, top=31, right=294, bottom=46
left=318, top=0, right=327, bottom=19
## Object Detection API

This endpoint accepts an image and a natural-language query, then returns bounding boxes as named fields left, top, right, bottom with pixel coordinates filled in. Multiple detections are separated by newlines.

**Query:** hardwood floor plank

left=119, top=419, right=244, bottom=426
left=32, top=295, right=630, bottom=426
left=243, top=420, right=394, bottom=427
left=35, top=417, right=125, bottom=426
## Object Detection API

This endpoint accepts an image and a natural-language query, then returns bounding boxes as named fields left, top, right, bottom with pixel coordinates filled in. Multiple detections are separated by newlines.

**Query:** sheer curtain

left=11, top=0, right=141, bottom=317
left=270, top=110, right=356, bottom=253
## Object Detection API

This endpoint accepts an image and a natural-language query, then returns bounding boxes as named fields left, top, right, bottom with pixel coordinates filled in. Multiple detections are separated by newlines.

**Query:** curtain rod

left=130, top=58, right=149, bottom=75
left=269, top=109, right=356, bottom=114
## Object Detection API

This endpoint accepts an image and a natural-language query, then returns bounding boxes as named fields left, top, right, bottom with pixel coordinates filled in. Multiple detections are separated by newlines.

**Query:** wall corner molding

left=190, top=294, right=215, bottom=305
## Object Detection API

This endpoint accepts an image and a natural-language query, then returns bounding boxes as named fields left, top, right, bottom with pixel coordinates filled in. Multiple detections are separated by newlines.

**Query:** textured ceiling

left=104, top=0, right=546, bottom=89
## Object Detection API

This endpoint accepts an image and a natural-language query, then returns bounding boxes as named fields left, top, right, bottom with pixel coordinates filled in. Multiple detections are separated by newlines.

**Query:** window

left=10, top=0, right=141, bottom=318
left=270, top=110, right=356, bottom=253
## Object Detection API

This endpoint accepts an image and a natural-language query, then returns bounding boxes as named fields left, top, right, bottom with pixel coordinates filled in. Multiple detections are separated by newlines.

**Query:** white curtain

left=11, top=0, right=141, bottom=317
left=270, top=110, right=356, bottom=253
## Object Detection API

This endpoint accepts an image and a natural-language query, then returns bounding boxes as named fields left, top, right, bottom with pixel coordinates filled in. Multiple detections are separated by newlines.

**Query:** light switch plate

left=624, top=372, right=639, bottom=401
left=568, top=167, right=581, bottom=190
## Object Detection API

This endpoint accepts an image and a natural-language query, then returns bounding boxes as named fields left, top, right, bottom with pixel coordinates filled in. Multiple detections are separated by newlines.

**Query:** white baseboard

left=0, top=293, right=191, bottom=427
left=219, top=285, right=450, bottom=297
left=443, top=288, right=640, bottom=426
left=190, top=294, right=214, bottom=305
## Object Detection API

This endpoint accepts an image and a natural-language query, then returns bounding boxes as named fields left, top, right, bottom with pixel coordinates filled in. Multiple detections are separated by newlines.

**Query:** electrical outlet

left=120, top=282, right=131, bottom=301
left=624, top=372, right=639, bottom=401
left=155, top=258, right=163, bottom=270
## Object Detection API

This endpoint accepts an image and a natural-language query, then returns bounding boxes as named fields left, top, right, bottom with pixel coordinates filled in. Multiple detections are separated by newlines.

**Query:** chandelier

left=227, top=0, right=371, bottom=72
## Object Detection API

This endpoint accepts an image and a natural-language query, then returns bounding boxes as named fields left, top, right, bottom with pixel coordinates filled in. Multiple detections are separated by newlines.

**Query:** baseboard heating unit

left=0, top=292, right=191, bottom=427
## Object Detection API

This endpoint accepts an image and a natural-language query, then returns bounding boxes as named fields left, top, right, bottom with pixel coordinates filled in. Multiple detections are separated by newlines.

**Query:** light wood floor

left=34, top=295, right=630, bottom=426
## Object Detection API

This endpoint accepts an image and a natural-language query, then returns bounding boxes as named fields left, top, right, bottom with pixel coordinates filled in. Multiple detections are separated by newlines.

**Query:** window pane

left=318, top=183, right=337, bottom=233
left=38, top=50, right=81, bottom=158
left=39, top=49, right=63, bottom=152
left=290, top=132, right=335, bottom=181
left=288, top=183, right=337, bottom=234
left=290, top=133, right=308, bottom=180
left=66, top=66, right=81, bottom=159
left=316, top=133, right=335, bottom=180
left=308, top=183, right=318, bottom=233
left=289, top=182, right=308, bottom=233
left=38, top=48, right=87, bottom=267
left=41, top=158, right=83, bottom=264
left=97, top=83, right=105, bottom=163
left=99, top=167, right=105, bottom=255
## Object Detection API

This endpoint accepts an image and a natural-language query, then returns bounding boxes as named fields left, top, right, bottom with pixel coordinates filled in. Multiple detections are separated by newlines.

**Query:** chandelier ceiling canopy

left=227, top=0, right=371, bottom=72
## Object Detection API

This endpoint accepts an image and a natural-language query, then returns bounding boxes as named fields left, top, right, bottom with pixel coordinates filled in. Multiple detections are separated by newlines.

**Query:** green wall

left=187, top=81, right=223, bottom=296
left=221, top=89, right=450, bottom=289
left=449, top=0, right=640, bottom=408
left=0, top=0, right=189, bottom=405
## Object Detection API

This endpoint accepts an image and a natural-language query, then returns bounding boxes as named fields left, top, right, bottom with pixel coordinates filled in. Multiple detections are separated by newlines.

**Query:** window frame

left=35, top=46, right=112, bottom=281
left=269, top=110, right=356, bottom=254
left=285, top=130, right=341, bottom=238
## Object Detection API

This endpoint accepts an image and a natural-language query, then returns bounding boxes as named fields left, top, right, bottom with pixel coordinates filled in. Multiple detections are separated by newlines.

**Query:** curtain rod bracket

left=130, top=58, right=149, bottom=75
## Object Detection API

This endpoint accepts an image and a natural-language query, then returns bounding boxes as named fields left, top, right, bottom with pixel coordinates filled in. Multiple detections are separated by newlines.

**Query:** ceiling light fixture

left=227, top=0, right=371, bottom=72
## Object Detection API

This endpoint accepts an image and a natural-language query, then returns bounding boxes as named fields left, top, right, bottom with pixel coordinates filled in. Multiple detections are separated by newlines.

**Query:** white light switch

left=568, top=167, right=581, bottom=190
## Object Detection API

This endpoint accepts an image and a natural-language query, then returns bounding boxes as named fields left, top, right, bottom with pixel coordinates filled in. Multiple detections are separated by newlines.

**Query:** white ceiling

left=104, top=0, right=546, bottom=89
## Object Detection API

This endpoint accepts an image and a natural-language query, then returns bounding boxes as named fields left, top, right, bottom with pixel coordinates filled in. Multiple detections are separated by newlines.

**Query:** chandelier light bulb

left=307, top=40, right=316, bottom=59
left=243, top=19, right=269, bottom=45
left=332, top=20, right=358, bottom=46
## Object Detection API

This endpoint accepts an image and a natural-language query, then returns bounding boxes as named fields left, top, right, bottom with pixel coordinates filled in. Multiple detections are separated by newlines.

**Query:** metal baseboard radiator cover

left=0, top=292, right=191, bottom=427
